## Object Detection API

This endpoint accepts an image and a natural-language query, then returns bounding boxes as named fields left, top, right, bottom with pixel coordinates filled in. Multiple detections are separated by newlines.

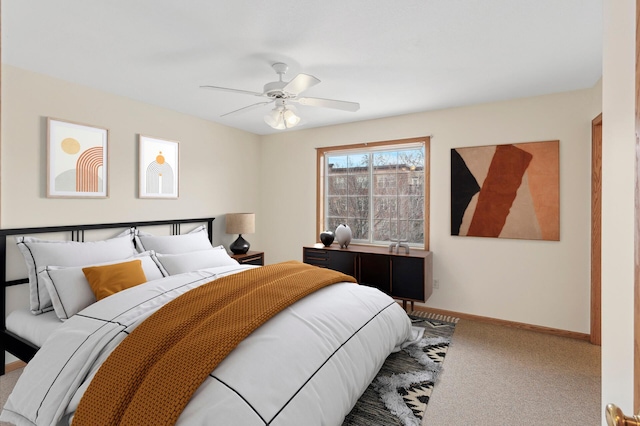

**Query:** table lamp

left=226, top=213, right=255, bottom=254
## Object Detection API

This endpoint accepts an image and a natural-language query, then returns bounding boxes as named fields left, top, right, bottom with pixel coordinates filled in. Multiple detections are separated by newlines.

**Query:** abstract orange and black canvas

left=451, top=140, right=559, bottom=241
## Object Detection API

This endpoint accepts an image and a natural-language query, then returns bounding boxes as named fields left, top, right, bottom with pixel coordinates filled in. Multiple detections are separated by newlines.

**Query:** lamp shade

left=226, top=213, right=255, bottom=235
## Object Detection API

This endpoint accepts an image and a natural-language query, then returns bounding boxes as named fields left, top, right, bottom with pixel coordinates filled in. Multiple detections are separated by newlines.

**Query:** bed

left=0, top=218, right=419, bottom=426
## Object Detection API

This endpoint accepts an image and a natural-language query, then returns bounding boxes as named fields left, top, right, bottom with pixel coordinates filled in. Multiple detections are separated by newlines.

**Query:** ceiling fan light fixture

left=264, top=105, right=300, bottom=130
left=204, top=62, right=360, bottom=130
left=264, top=107, right=284, bottom=129
left=283, top=107, right=300, bottom=127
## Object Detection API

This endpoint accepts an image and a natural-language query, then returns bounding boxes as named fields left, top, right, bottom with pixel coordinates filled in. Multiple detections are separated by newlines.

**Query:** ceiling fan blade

left=200, top=85, right=265, bottom=97
left=283, top=73, right=321, bottom=95
left=220, top=100, right=274, bottom=117
left=295, top=96, right=360, bottom=112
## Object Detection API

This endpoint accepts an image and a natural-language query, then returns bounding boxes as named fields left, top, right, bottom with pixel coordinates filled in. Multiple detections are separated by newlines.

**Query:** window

left=317, top=137, right=430, bottom=249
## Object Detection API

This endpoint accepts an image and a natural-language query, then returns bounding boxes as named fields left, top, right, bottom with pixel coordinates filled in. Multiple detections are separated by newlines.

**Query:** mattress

left=6, top=309, right=61, bottom=347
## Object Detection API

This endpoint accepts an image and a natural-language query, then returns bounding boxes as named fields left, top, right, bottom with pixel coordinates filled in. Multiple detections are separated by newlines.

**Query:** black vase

left=320, top=231, right=335, bottom=247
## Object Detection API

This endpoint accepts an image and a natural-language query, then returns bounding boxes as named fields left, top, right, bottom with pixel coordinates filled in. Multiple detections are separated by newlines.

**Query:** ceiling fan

left=200, top=62, right=360, bottom=129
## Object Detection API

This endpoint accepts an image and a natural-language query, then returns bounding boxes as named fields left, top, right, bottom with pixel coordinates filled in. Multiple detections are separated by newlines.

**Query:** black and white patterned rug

left=343, top=311, right=458, bottom=426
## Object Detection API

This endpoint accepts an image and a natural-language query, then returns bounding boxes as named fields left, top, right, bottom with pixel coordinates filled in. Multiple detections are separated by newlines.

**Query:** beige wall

left=3, top=64, right=602, bottom=337
left=2, top=64, right=262, bottom=243
left=601, top=0, right=635, bottom=420
left=260, top=85, right=601, bottom=335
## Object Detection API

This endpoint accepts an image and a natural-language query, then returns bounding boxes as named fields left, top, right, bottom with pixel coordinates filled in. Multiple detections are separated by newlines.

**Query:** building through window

left=317, top=137, right=430, bottom=248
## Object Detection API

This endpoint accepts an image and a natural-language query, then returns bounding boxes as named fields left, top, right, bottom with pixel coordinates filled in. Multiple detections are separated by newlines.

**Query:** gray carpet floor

left=423, top=319, right=601, bottom=425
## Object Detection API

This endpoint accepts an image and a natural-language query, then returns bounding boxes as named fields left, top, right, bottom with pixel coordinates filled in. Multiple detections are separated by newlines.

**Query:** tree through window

left=317, top=137, right=430, bottom=248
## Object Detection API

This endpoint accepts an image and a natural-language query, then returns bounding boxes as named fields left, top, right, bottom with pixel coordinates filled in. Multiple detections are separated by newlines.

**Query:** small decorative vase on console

left=320, top=231, right=335, bottom=247
left=335, top=224, right=352, bottom=249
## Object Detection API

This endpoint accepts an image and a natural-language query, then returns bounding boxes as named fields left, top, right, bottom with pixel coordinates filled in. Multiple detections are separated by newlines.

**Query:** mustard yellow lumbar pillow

left=83, top=259, right=147, bottom=301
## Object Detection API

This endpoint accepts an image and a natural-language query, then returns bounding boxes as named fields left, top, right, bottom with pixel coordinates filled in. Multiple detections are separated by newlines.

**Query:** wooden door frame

left=635, top=0, right=640, bottom=411
left=591, top=113, right=602, bottom=347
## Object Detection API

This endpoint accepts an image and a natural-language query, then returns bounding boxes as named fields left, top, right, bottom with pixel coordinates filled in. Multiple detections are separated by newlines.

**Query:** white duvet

left=1, top=264, right=417, bottom=426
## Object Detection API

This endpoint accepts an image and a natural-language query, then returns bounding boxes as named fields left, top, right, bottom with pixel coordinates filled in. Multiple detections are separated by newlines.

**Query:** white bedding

left=6, top=309, right=61, bottom=348
left=1, top=263, right=417, bottom=426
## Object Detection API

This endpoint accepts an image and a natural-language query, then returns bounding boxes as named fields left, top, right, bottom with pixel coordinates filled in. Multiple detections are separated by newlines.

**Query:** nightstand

left=231, top=251, right=264, bottom=266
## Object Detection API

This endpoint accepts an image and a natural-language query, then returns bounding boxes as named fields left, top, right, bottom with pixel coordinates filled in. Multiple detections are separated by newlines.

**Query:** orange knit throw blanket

left=72, top=261, right=356, bottom=426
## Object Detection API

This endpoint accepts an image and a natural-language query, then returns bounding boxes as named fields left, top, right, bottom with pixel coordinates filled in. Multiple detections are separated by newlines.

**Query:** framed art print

left=139, top=135, right=179, bottom=199
left=451, top=140, right=559, bottom=241
left=47, top=118, right=109, bottom=198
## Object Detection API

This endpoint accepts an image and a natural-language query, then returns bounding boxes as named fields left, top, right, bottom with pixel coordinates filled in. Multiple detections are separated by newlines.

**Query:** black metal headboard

left=0, top=217, right=215, bottom=374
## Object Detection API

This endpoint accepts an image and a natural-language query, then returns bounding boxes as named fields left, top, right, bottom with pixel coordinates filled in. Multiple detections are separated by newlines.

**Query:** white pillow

left=39, top=251, right=166, bottom=321
left=134, top=225, right=213, bottom=254
left=16, top=230, right=137, bottom=314
left=156, top=246, right=238, bottom=275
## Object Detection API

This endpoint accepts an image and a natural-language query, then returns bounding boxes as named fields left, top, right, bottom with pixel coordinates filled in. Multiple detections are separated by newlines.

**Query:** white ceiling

left=1, top=1, right=602, bottom=135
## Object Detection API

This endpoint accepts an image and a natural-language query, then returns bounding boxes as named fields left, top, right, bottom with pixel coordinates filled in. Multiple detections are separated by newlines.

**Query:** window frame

left=316, top=136, right=430, bottom=250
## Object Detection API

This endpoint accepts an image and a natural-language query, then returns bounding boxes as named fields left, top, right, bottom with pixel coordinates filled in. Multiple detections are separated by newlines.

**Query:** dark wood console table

left=303, top=244, right=433, bottom=310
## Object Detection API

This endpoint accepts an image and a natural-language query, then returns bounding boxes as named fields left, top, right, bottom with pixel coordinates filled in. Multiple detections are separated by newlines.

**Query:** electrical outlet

left=433, top=279, right=439, bottom=289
